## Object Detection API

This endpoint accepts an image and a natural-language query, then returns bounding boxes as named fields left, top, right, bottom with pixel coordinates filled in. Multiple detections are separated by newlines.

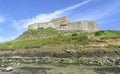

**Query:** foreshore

left=0, top=64, right=120, bottom=74
left=0, top=56, right=120, bottom=74
left=0, top=48, right=120, bottom=74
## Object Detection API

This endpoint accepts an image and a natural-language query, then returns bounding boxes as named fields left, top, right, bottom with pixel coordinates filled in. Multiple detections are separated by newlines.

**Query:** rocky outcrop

left=28, top=16, right=99, bottom=32
left=0, top=56, right=120, bottom=66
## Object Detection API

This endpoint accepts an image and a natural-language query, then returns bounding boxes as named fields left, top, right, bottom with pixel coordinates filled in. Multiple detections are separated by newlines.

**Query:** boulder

left=5, top=66, right=13, bottom=72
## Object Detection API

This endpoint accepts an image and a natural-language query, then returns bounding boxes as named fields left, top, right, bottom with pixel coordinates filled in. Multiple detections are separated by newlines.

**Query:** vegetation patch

left=0, top=30, right=119, bottom=50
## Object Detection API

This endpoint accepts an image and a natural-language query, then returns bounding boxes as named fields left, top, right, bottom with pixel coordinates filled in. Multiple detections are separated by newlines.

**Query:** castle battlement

left=28, top=16, right=99, bottom=32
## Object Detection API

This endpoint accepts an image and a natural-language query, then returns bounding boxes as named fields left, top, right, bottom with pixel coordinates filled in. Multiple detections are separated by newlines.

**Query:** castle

left=28, top=16, right=99, bottom=32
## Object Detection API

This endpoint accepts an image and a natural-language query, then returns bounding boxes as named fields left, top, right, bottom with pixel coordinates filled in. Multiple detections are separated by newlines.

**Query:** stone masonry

left=28, top=16, right=99, bottom=32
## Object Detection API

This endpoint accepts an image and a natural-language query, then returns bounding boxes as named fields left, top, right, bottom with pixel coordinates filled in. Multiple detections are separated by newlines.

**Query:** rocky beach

left=0, top=64, right=120, bottom=74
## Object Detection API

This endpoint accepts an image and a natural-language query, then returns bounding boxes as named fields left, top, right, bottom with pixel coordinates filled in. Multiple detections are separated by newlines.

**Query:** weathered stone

left=1, top=66, right=14, bottom=72
left=28, top=16, right=99, bottom=32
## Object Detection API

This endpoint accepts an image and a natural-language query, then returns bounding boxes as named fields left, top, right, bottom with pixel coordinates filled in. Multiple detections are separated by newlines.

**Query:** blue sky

left=0, top=0, right=120, bottom=42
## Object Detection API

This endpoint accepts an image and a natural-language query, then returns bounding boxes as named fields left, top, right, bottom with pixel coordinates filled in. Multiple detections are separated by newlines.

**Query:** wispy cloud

left=0, top=36, right=15, bottom=43
left=0, top=36, right=5, bottom=42
left=72, top=0, right=120, bottom=21
left=12, top=0, right=91, bottom=30
left=0, top=16, right=5, bottom=23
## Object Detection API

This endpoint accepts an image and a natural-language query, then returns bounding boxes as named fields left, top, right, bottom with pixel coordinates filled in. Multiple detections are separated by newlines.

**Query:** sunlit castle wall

left=65, top=21, right=99, bottom=32
left=28, top=16, right=99, bottom=32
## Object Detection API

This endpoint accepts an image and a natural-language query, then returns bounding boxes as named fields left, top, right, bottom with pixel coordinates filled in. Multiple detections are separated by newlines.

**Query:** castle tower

left=50, top=16, right=70, bottom=29
left=51, top=16, right=70, bottom=25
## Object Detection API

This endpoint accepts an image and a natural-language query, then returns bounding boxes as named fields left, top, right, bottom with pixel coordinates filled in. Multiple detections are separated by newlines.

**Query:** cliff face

left=28, top=16, right=99, bottom=32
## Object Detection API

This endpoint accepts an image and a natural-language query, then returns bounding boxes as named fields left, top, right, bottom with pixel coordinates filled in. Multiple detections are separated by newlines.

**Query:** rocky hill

left=16, top=16, right=99, bottom=41
left=0, top=25, right=120, bottom=72
left=0, top=17, right=120, bottom=74
left=0, top=30, right=119, bottom=50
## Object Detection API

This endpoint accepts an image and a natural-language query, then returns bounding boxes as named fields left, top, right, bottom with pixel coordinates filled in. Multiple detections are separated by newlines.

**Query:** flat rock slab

left=0, top=64, right=119, bottom=74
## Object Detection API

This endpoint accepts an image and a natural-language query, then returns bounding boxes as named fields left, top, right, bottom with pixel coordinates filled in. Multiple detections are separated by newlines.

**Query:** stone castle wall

left=28, top=16, right=99, bottom=32
left=28, top=22, right=56, bottom=30
left=66, top=21, right=99, bottom=31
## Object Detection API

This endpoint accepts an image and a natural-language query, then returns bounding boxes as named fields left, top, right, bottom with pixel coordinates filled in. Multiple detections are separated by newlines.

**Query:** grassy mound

left=0, top=30, right=120, bottom=50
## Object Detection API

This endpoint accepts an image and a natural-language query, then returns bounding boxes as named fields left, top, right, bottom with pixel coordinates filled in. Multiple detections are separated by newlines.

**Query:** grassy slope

left=0, top=29, right=120, bottom=50
left=16, top=27, right=84, bottom=40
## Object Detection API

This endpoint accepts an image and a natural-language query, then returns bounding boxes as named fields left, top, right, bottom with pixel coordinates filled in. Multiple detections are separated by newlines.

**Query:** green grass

left=17, top=27, right=59, bottom=40
left=94, top=30, right=120, bottom=39
left=0, top=30, right=120, bottom=50
left=17, top=27, right=85, bottom=40
left=106, top=44, right=119, bottom=48
left=0, top=34, right=89, bottom=50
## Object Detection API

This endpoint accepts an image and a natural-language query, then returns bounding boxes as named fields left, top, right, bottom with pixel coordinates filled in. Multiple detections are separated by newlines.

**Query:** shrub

left=38, top=27, right=44, bottom=29
left=71, top=33, right=78, bottom=36
left=77, top=35, right=88, bottom=42
left=106, top=44, right=119, bottom=48
left=72, top=34, right=88, bottom=43
left=95, top=31, right=105, bottom=36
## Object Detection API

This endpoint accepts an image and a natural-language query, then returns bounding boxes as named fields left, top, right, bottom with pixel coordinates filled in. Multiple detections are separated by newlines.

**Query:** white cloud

left=12, top=0, right=91, bottom=30
left=0, top=36, right=15, bottom=43
left=0, top=37, right=4, bottom=43
left=0, top=16, right=5, bottom=23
